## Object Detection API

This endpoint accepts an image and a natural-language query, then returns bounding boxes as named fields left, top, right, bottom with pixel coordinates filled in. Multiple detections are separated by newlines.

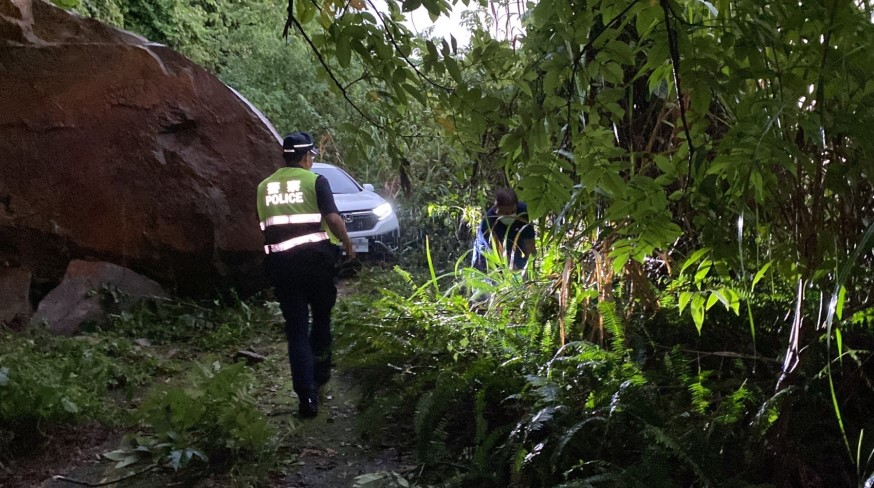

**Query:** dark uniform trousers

left=266, top=244, right=338, bottom=402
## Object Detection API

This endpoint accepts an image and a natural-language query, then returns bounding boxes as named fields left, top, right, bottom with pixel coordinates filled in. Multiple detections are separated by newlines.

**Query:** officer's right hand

left=338, top=255, right=362, bottom=278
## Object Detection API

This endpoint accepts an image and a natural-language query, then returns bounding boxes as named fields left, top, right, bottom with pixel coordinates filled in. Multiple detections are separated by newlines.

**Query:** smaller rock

left=134, top=338, right=152, bottom=347
left=32, top=260, right=168, bottom=336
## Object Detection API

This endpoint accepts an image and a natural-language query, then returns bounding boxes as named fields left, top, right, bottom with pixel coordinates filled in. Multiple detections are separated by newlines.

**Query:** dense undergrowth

left=0, top=293, right=285, bottom=485
left=2, top=250, right=873, bottom=487
left=335, top=249, right=874, bottom=487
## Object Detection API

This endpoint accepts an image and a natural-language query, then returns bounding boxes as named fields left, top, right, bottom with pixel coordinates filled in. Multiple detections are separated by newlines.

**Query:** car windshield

left=313, top=166, right=361, bottom=194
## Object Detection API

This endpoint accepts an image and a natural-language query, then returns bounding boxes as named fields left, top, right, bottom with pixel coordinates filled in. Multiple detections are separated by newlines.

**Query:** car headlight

left=373, top=203, right=393, bottom=220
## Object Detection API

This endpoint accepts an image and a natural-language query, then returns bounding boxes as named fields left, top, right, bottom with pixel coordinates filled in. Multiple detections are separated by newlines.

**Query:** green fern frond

left=715, top=381, right=751, bottom=425
left=664, top=346, right=691, bottom=382
left=688, top=380, right=712, bottom=415
left=413, top=390, right=435, bottom=440
left=472, top=424, right=514, bottom=474
left=550, top=416, right=609, bottom=468
left=642, top=423, right=712, bottom=486
left=541, top=320, right=556, bottom=355
left=598, top=301, right=627, bottom=356
left=393, top=265, right=413, bottom=284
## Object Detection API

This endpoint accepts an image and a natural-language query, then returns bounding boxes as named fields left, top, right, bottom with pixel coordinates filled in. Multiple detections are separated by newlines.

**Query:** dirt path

left=272, top=370, right=409, bottom=487
left=264, top=278, right=414, bottom=487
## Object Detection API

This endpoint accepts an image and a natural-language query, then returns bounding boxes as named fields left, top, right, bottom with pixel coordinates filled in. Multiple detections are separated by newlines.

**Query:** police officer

left=256, top=131, right=355, bottom=418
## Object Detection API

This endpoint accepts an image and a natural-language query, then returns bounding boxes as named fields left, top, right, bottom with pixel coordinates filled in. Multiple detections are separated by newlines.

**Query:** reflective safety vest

left=256, top=167, right=332, bottom=254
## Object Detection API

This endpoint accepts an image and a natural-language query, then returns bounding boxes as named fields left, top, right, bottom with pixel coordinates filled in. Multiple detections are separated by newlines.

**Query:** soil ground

left=272, top=370, right=413, bottom=487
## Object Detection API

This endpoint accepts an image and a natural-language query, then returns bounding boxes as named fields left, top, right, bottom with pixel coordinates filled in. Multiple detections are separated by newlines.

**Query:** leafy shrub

left=106, top=360, right=272, bottom=473
left=106, top=293, right=281, bottom=350
left=337, top=266, right=553, bottom=483
left=337, top=258, right=857, bottom=487
left=0, top=329, right=139, bottom=457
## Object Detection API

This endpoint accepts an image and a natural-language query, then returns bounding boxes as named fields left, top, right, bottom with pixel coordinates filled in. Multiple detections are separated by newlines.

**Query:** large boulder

left=0, top=0, right=282, bottom=296
left=33, top=259, right=168, bottom=336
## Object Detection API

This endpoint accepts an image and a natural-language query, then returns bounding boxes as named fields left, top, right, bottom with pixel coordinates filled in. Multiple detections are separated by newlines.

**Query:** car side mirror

left=363, top=183, right=375, bottom=192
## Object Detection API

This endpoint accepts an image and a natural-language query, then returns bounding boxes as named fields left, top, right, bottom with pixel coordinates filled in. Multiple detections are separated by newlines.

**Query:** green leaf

left=635, top=3, right=661, bottom=37
left=116, top=455, right=141, bottom=469
left=836, top=285, right=847, bottom=320
left=725, top=288, right=741, bottom=315
left=403, top=83, right=427, bottom=105
left=440, top=39, right=451, bottom=57
left=694, top=261, right=712, bottom=282
left=751, top=261, right=772, bottom=288
left=298, top=0, right=315, bottom=24
left=691, top=294, right=706, bottom=333
left=679, top=291, right=693, bottom=313
left=336, top=36, right=352, bottom=68
left=392, top=81, right=408, bottom=104
left=706, top=291, right=720, bottom=310
left=605, top=40, right=634, bottom=65
left=654, top=155, right=676, bottom=175
left=102, top=450, right=130, bottom=462
left=612, top=251, right=631, bottom=276
left=681, top=247, right=711, bottom=274
left=445, top=57, right=462, bottom=84
left=690, top=84, right=711, bottom=114
left=61, top=397, right=80, bottom=413
left=425, top=40, right=438, bottom=60
left=168, top=450, right=184, bottom=470
left=354, top=472, right=390, bottom=485
left=374, top=39, right=392, bottom=59
left=167, top=448, right=205, bottom=470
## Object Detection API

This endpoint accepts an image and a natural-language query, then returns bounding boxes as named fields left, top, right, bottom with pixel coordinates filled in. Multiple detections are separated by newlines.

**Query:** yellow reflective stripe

left=264, top=232, right=329, bottom=254
left=259, top=213, right=322, bottom=230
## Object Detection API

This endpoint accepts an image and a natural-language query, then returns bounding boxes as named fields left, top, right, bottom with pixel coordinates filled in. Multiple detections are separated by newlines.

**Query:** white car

left=312, top=162, right=400, bottom=256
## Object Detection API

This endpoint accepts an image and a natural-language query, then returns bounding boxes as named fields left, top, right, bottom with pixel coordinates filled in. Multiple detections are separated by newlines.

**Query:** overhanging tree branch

left=364, top=0, right=455, bottom=94
left=284, top=0, right=385, bottom=130
left=564, top=0, right=641, bottom=148
left=660, top=0, right=696, bottom=187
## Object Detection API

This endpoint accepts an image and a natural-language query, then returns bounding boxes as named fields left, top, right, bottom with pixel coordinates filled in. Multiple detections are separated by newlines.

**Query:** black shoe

left=298, top=397, right=318, bottom=418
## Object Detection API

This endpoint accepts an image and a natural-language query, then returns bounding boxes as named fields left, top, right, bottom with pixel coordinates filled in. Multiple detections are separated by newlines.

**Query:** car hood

left=331, top=191, right=388, bottom=213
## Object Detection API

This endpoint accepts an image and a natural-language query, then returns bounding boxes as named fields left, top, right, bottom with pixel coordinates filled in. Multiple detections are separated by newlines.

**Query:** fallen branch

left=52, top=463, right=159, bottom=487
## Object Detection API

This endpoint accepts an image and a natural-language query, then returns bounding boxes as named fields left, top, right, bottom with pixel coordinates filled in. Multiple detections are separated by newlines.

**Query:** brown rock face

left=0, top=267, right=31, bottom=324
left=0, top=0, right=282, bottom=296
